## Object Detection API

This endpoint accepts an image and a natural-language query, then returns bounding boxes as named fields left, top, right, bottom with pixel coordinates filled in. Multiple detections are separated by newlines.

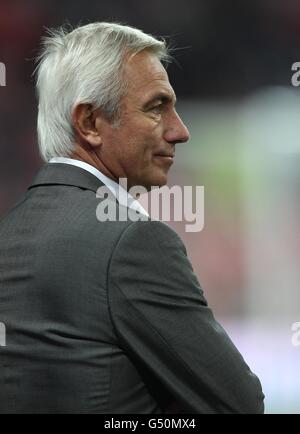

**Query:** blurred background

left=1, top=0, right=300, bottom=413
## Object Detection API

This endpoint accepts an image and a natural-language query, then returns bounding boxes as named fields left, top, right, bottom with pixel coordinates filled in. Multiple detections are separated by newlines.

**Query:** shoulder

left=111, top=218, right=187, bottom=259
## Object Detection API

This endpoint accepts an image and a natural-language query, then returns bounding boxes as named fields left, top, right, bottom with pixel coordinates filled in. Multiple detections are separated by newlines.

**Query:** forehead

left=123, top=50, right=176, bottom=103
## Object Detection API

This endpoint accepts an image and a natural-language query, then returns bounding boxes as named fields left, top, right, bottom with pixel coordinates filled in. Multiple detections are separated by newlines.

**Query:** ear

left=72, top=103, right=103, bottom=147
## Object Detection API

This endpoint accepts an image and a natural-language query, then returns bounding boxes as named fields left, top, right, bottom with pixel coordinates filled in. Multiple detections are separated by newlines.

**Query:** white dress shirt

left=49, top=157, right=149, bottom=217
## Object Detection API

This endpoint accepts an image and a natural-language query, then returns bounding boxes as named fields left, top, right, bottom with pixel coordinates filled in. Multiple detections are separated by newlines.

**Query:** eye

left=149, top=104, right=163, bottom=114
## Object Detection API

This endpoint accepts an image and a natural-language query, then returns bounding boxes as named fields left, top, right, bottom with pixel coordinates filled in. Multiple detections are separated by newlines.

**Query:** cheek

left=127, top=132, right=158, bottom=161
left=115, top=115, right=163, bottom=163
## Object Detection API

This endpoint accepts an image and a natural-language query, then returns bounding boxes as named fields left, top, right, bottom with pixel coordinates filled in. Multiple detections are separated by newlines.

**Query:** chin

left=135, top=170, right=168, bottom=192
left=147, top=175, right=168, bottom=190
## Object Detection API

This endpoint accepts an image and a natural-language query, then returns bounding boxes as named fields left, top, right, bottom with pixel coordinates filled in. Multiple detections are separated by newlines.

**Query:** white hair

left=35, top=22, right=170, bottom=161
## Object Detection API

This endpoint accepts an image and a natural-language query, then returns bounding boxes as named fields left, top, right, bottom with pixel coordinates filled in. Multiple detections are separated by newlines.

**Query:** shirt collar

left=49, top=157, right=149, bottom=217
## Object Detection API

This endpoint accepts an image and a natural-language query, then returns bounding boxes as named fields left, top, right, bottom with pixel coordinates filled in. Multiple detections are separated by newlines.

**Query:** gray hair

left=35, top=22, right=170, bottom=161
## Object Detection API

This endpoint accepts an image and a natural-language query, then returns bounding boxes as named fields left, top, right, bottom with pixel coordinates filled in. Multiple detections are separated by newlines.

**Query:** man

left=0, top=22, right=264, bottom=413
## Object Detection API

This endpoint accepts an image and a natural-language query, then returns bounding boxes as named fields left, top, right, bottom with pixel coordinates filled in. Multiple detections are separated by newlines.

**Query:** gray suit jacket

left=0, top=163, right=264, bottom=414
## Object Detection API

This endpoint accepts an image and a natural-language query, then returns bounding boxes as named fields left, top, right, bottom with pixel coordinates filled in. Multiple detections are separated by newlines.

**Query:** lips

left=153, top=153, right=174, bottom=165
left=154, top=152, right=175, bottom=158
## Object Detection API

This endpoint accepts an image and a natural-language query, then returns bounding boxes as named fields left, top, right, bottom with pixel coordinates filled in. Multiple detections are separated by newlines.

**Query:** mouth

left=153, top=154, right=174, bottom=164
left=153, top=151, right=175, bottom=164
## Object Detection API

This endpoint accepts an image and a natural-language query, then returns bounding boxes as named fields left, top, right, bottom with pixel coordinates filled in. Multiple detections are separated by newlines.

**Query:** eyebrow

left=142, top=92, right=177, bottom=110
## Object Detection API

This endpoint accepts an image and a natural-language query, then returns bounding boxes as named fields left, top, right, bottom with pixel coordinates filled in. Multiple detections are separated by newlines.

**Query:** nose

left=164, top=110, right=190, bottom=144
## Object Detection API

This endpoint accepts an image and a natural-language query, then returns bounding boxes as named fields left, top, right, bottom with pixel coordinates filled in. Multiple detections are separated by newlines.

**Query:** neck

left=70, top=143, right=119, bottom=184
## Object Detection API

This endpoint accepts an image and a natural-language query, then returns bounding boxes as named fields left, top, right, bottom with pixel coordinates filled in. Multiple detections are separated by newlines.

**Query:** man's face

left=97, top=49, right=190, bottom=191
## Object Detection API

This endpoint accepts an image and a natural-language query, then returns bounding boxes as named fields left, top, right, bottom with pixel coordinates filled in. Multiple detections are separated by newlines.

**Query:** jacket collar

left=28, top=162, right=106, bottom=194
left=28, top=162, right=150, bottom=218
